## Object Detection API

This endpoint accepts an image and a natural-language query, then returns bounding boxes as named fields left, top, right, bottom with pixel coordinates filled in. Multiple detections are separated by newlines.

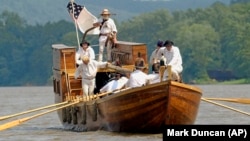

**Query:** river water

left=0, top=84, right=249, bottom=141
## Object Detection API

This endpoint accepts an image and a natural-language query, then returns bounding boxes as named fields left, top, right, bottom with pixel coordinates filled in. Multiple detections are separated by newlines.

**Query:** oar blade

left=0, top=117, right=30, bottom=131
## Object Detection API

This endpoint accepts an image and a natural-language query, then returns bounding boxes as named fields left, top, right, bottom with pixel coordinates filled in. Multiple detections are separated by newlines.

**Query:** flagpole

left=70, top=0, right=81, bottom=49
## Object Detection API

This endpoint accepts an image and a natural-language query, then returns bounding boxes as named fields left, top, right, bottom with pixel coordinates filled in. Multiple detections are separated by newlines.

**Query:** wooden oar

left=0, top=100, right=80, bottom=131
left=80, top=91, right=113, bottom=101
left=0, top=91, right=117, bottom=131
left=204, top=97, right=250, bottom=104
left=0, top=101, right=68, bottom=121
left=201, top=98, right=250, bottom=116
left=0, top=91, right=111, bottom=121
left=107, top=64, right=132, bottom=73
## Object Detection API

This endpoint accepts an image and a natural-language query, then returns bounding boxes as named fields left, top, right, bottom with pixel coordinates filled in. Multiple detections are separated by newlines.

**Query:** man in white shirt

left=149, top=40, right=163, bottom=73
left=161, top=40, right=183, bottom=82
left=74, top=55, right=110, bottom=97
left=126, top=59, right=151, bottom=88
left=93, top=9, right=118, bottom=62
left=100, top=73, right=128, bottom=93
left=148, top=63, right=161, bottom=84
left=75, top=41, right=95, bottom=66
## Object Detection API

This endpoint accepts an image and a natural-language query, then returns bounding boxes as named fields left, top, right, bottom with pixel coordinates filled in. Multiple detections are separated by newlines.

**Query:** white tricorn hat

left=100, top=9, right=111, bottom=15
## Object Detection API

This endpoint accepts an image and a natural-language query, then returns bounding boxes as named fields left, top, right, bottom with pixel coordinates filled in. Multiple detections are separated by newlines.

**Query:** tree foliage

left=0, top=2, right=250, bottom=86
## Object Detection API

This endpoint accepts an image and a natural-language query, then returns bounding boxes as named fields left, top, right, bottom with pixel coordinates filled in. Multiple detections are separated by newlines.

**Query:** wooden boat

left=51, top=41, right=202, bottom=133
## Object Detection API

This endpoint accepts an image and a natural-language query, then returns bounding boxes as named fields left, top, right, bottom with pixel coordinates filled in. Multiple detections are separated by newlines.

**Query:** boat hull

left=52, top=43, right=202, bottom=133
left=55, top=81, right=202, bottom=133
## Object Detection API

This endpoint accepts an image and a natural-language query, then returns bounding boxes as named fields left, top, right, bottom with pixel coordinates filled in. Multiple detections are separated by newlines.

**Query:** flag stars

left=67, top=2, right=83, bottom=19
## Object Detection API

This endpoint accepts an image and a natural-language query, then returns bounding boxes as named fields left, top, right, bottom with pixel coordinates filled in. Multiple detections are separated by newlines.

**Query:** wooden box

left=112, top=41, right=148, bottom=65
left=52, top=44, right=76, bottom=70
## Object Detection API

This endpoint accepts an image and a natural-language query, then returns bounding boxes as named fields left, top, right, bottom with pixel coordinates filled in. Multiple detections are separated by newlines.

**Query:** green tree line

left=0, top=2, right=249, bottom=86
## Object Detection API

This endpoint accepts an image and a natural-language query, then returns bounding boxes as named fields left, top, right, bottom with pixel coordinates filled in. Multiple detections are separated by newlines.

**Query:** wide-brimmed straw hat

left=100, top=9, right=111, bottom=15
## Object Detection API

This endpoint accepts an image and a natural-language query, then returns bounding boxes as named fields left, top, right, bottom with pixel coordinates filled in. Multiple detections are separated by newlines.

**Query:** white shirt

left=126, top=70, right=150, bottom=88
left=74, top=60, right=107, bottom=80
left=98, top=18, right=117, bottom=42
left=149, top=47, right=162, bottom=65
left=162, top=46, right=182, bottom=68
left=100, top=77, right=128, bottom=93
left=75, top=46, right=95, bottom=65
left=148, top=73, right=160, bottom=84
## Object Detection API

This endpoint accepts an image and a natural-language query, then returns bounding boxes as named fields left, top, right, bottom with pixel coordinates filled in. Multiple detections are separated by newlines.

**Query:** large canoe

left=51, top=41, right=202, bottom=133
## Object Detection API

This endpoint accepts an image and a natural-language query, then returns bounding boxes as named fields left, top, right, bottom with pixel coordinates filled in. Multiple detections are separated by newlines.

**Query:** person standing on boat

left=149, top=40, right=163, bottom=73
left=93, top=9, right=118, bottom=62
left=74, top=55, right=110, bottom=99
left=161, top=40, right=183, bottom=82
left=75, top=41, right=95, bottom=66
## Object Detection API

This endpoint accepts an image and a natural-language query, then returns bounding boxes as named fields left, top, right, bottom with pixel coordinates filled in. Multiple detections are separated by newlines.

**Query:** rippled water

left=0, top=85, right=249, bottom=141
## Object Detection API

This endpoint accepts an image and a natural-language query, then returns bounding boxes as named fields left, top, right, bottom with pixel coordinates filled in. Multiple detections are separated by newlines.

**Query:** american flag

left=67, top=2, right=83, bottom=20
left=67, top=2, right=99, bottom=35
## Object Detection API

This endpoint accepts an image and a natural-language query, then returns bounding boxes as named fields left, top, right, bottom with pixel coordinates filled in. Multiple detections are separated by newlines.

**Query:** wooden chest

left=52, top=44, right=76, bottom=70
left=112, top=41, right=148, bottom=65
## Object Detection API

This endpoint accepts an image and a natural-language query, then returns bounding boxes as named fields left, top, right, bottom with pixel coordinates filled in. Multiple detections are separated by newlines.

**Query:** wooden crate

left=112, top=41, right=147, bottom=65
left=52, top=44, right=76, bottom=70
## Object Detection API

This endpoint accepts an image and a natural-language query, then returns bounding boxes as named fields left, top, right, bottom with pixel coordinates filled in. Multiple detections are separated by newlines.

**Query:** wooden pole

left=201, top=98, right=250, bottom=116
left=167, top=65, right=172, bottom=80
left=159, top=65, right=172, bottom=82
left=0, top=101, right=80, bottom=131
left=70, top=0, right=81, bottom=49
left=63, top=52, right=71, bottom=100
left=0, top=101, right=68, bottom=121
left=203, top=97, right=250, bottom=104
left=159, top=66, right=165, bottom=82
left=81, top=26, right=96, bottom=43
left=107, top=64, right=132, bottom=73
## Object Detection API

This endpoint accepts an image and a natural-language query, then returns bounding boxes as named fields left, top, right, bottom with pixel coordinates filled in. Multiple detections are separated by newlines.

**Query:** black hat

left=164, top=40, right=174, bottom=47
left=157, top=40, right=163, bottom=47
left=80, top=41, right=90, bottom=47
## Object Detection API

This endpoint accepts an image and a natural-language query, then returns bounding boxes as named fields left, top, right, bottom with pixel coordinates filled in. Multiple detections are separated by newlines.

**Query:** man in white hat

left=74, top=55, right=110, bottom=98
left=93, top=9, right=118, bottom=62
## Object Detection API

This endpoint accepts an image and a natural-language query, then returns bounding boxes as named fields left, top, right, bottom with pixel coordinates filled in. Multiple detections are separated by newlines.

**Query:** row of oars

left=0, top=96, right=249, bottom=131
left=0, top=91, right=112, bottom=131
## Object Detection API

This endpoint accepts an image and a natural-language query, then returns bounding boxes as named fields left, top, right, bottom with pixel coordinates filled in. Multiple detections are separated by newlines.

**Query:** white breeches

left=163, top=65, right=183, bottom=81
left=98, top=41, right=112, bottom=62
left=82, top=79, right=95, bottom=96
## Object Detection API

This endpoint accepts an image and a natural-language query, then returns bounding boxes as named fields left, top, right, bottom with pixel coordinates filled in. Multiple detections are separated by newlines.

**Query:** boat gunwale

left=170, top=81, right=203, bottom=94
left=95, top=80, right=202, bottom=104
